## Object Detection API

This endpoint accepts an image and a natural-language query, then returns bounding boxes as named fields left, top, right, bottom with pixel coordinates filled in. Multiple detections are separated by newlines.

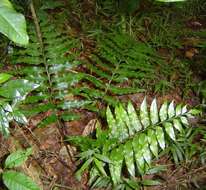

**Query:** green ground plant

left=67, top=97, right=199, bottom=189
left=0, top=147, right=40, bottom=190
left=0, top=73, right=39, bottom=137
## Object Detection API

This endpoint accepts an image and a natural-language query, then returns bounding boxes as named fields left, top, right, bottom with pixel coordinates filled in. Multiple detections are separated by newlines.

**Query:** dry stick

left=42, top=175, right=74, bottom=190
left=30, top=1, right=75, bottom=167
left=43, top=181, right=73, bottom=190
left=23, top=125, right=41, bottom=146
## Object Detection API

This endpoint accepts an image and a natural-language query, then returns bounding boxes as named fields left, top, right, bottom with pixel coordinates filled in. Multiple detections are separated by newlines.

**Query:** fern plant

left=73, top=33, right=172, bottom=106
left=9, top=7, right=90, bottom=127
left=68, top=97, right=198, bottom=189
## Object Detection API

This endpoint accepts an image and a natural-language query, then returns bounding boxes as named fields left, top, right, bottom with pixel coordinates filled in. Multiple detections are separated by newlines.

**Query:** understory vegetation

left=0, top=0, right=206, bottom=190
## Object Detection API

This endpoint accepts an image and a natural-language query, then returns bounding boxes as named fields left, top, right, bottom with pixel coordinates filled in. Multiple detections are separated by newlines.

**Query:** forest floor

left=1, top=0, right=206, bottom=190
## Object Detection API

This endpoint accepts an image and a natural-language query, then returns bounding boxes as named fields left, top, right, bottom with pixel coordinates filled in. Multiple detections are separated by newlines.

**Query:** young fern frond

left=68, top=97, right=196, bottom=189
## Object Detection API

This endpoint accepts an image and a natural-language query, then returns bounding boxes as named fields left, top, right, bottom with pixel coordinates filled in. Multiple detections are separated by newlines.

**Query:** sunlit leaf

left=5, top=147, right=33, bottom=168
left=176, top=104, right=182, bottom=115
left=147, top=129, right=158, bottom=157
left=164, top=122, right=175, bottom=140
left=12, top=110, right=27, bottom=124
left=180, top=116, right=189, bottom=126
left=0, top=73, right=12, bottom=84
left=168, top=101, right=175, bottom=118
left=173, top=119, right=182, bottom=132
left=0, top=108, right=10, bottom=137
left=127, top=101, right=142, bottom=132
left=159, top=101, right=168, bottom=121
left=150, top=98, right=159, bottom=125
left=140, top=97, right=150, bottom=127
left=115, top=105, right=129, bottom=141
left=0, top=0, right=29, bottom=45
left=181, top=105, right=187, bottom=114
left=156, top=126, right=165, bottom=150
left=109, top=146, right=124, bottom=185
left=124, top=141, right=135, bottom=177
left=3, top=171, right=40, bottom=190
left=0, top=79, right=39, bottom=101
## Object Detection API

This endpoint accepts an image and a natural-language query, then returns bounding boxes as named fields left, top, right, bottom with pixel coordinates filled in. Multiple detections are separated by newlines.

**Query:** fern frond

left=10, top=8, right=87, bottom=125
left=68, top=97, right=197, bottom=188
left=73, top=33, right=172, bottom=105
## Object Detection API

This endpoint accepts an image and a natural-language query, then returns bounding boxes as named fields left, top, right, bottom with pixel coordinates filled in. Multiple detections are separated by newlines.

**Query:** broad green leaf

left=134, top=149, right=145, bottom=174
left=5, top=147, right=33, bottom=168
left=142, top=144, right=151, bottom=166
left=180, top=116, right=189, bottom=126
left=150, top=98, right=159, bottom=125
left=127, top=102, right=142, bottom=132
left=115, top=105, right=129, bottom=141
left=147, top=129, right=158, bottom=157
left=124, top=141, right=135, bottom=177
left=0, top=73, right=12, bottom=84
left=133, top=135, right=145, bottom=174
left=173, top=119, right=182, bottom=132
left=0, top=79, right=39, bottom=101
left=106, top=106, right=118, bottom=138
left=181, top=105, right=187, bottom=114
left=140, top=134, right=151, bottom=165
left=118, top=104, right=132, bottom=135
left=176, top=104, right=182, bottom=115
left=2, top=171, right=40, bottom=190
left=109, top=146, right=124, bottom=185
left=12, top=110, right=27, bottom=124
left=3, top=103, right=12, bottom=112
left=0, top=108, right=10, bottom=137
left=164, top=122, right=175, bottom=140
left=159, top=101, right=168, bottom=121
left=168, top=101, right=175, bottom=118
left=0, top=0, right=29, bottom=45
left=140, top=97, right=150, bottom=128
left=156, top=126, right=165, bottom=150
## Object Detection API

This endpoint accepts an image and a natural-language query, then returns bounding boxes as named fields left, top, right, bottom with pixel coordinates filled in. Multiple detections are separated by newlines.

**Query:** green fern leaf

left=127, top=102, right=142, bottom=132
left=140, top=97, right=150, bottom=128
left=150, top=98, right=159, bottom=125
left=69, top=97, right=197, bottom=188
